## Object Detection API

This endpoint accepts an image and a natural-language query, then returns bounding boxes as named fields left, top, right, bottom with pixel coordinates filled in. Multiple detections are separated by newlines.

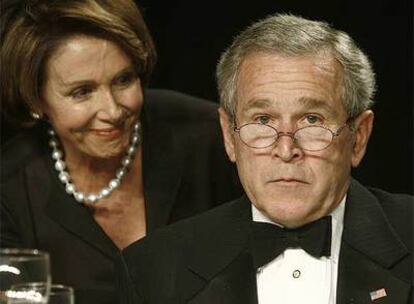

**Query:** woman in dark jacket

left=0, top=1, right=242, bottom=303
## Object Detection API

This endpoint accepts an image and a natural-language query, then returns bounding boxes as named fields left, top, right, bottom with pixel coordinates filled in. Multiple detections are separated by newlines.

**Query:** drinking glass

left=48, top=285, right=74, bottom=304
left=0, top=249, right=51, bottom=303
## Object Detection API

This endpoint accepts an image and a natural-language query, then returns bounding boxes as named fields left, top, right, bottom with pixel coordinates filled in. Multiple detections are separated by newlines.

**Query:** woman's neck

left=64, top=146, right=143, bottom=195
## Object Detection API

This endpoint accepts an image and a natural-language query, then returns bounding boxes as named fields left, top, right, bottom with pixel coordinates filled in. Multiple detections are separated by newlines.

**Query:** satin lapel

left=337, top=243, right=410, bottom=304
left=187, top=251, right=258, bottom=304
left=182, top=196, right=257, bottom=304
left=28, top=151, right=118, bottom=259
left=337, top=179, right=411, bottom=304
left=141, top=98, right=185, bottom=232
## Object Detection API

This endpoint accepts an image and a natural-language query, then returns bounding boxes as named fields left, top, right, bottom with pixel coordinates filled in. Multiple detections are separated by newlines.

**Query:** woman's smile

left=89, top=127, right=123, bottom=139
left=42, top=35, right=144, bottom=159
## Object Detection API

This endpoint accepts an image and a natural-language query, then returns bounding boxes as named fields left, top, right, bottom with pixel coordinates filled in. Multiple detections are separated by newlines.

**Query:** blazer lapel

left=27, top=137, right=118, bottom=259
left=337, top=179, right=411, bottom=304
left=141, top=97, right=186, bottom=232
left=182, top=196, right=258, bottom=304
left=44, top=188, right=119, bottom=259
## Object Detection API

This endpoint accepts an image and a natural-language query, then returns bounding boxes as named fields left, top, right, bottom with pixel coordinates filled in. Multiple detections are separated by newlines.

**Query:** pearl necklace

left=48, top=122, right=141, bottom=205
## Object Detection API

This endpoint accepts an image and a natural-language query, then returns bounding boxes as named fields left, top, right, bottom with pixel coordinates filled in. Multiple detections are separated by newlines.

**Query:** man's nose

left=270, top=132, right=303, bottom=162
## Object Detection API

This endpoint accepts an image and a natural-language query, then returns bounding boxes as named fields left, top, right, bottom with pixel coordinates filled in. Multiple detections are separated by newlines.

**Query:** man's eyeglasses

left=233, top=122, right=349, bottom=151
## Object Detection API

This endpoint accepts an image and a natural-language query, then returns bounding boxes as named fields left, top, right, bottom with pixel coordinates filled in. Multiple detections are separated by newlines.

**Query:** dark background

left=136, top=0, right=413, bottom=194
left=1, top=0, right=412, bottom=194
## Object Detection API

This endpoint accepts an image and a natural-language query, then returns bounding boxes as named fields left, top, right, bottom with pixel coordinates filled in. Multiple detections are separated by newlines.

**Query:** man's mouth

left=270, top=178, right=308, bottom=185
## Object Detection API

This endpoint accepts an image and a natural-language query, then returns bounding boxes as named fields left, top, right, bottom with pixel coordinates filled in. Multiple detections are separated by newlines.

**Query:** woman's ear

left=351, top=110, right=374, bottom=167
left=30, top=99, right=49, bottom=121
left=218, top=107, right=236, bottom=162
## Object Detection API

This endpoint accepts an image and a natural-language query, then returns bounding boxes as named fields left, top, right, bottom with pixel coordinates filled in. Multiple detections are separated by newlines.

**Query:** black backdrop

left=137, top=0, right=413, bottom=194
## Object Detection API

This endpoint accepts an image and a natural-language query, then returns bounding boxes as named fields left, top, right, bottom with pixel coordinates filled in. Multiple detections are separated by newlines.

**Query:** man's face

left=220, top=52, right=373, bottom=228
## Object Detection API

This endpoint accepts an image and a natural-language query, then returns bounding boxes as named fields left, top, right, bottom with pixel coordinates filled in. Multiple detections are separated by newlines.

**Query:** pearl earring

left=31, top=112, right=42, bottom=120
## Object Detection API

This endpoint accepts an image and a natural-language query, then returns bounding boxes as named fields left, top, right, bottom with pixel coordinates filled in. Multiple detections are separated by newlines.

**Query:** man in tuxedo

left=119, top=14, right=413, bottom=303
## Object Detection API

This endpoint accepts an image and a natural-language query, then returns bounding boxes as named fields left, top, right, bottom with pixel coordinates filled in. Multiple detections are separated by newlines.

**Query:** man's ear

left=218, top=107, right=236, bottom=162
left=351, top=110, right=374, bottom=167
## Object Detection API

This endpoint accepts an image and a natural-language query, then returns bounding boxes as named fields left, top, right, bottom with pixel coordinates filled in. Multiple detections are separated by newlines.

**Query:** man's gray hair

left=216, top=14, right=376, bottom=119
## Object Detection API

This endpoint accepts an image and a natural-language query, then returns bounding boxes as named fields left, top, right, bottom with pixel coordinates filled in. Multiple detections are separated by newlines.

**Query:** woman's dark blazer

left=0, top=89, right=243, bottom=304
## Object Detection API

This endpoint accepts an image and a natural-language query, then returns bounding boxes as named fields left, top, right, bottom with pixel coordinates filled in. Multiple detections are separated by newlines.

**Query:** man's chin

left=264, top=186, right=309, bottom=202
left=258, top=196, right=315, bottom=226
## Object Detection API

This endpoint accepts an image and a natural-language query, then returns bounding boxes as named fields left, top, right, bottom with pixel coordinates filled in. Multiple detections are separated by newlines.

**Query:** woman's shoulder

left=144, top=89, right=219, bottom=122
left=1, top=125, right=46, bottom=179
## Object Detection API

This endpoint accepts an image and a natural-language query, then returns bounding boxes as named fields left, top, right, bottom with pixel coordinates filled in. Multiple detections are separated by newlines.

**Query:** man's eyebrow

left=240, top=99, right=272, bottom=112
left=298, top=97, right=338, bottom=115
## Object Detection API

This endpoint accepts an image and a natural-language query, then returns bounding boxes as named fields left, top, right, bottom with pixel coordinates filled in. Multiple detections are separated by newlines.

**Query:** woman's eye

left=256, top=116, right=271, bottom=125
left=114, top=72, right=135, bottom=86
left=71, top=86, right=92, bottom=99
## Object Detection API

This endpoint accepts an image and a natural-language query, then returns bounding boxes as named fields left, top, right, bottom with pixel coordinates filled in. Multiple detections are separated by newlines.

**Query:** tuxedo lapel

left=187, top=251, right=258, bottom=304
left=337, top=242, right=410, bottom=304
left=141, top=98, right=186, bottom=232
left=337, top=179, right=411, bottom=304
left=182, top=196, right=257, bottom=304
left=28, top=151, right=118, bottom=259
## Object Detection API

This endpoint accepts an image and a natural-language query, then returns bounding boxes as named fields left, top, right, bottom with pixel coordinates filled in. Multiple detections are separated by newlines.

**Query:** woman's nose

left=97, top=89, right=123, bottom=121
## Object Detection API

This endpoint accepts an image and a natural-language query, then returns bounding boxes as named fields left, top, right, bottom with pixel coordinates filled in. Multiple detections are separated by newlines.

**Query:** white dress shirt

left=252, top=196, right=346, bottom=304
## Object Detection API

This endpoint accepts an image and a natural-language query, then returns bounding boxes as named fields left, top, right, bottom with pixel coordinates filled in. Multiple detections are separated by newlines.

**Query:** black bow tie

left=251, top=216, right=332, bottom=269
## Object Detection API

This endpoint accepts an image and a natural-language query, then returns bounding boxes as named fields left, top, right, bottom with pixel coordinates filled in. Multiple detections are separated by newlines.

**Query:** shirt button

left=292, top=269, right=301, bottom=278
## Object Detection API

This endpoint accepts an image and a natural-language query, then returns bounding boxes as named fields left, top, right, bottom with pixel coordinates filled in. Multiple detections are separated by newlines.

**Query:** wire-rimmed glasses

left=234, top=123, right=348, bottom=151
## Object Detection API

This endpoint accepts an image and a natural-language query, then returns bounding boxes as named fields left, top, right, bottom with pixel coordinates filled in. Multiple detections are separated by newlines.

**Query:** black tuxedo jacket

left=120, top=179, right=413, bottom=304
left=0, top=89, right=243, bottom=304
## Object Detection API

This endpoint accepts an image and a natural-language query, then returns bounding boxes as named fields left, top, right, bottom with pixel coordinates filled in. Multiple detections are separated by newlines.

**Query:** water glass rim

left=9, top=283, right=74, bottom=294
left=50, top=284, right=74, bottom=295
left=0, top=248, right=49, bottom=260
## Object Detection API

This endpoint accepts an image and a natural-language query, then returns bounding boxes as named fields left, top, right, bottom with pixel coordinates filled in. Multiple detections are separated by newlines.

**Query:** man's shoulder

left=368, top=186, right=413, bottom=207
left=365, top=184, right=413, bottom=222
left=367, top=186, right=413, bottom=240
left=121, top=196, right=249, bottom=299
left=350, top=179, right=413, bottom=213
left=136, top=197, right=244, bottom=243
left=123, top=197, right=247, bottom=261
left=350, top=179, right=413, bottom=249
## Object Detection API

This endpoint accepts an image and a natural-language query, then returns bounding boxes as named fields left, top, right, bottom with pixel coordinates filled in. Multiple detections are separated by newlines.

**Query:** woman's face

left=42, top=35, right=143, bottom=160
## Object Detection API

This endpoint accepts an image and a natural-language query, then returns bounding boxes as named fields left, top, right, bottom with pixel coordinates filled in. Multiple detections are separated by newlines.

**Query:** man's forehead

left=236, top=51, right=344, bottom=93
left=239, top=96, right=341, bottom=116
left=235, top=51, right=345, bottom=116
left=239, top=50, right=340, bottom=72
left=244, top=97, right=333, bottom=109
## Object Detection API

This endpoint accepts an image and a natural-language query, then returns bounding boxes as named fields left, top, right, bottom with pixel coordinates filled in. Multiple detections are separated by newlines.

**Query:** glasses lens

left=239, top=124, right=277, bottom=148
left=295, top=126, right=333, bottom=151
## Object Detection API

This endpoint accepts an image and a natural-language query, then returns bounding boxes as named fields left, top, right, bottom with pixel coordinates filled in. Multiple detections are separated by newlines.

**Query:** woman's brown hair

left=1, top=0, right=157, bottom=127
